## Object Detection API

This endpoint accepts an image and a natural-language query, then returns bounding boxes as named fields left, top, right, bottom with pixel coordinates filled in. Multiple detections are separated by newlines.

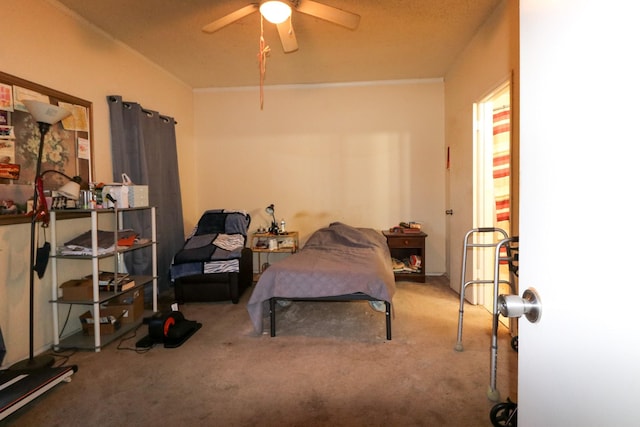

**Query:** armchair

left=170, top=210, right=252, bottom=304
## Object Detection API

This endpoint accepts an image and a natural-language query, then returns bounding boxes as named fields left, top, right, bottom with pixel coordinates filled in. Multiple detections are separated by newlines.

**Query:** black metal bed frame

left=269, top=294, right=392, bottom=340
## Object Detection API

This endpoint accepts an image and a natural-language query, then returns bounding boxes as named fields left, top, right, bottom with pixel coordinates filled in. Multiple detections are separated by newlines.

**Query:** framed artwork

left=0, top=71, right=93, bottom=225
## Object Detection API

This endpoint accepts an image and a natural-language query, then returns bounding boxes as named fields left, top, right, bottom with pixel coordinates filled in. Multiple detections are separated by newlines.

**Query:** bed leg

left=269, top=298, right=276, bottom=337
left=385, top=301, right=392, bottom=340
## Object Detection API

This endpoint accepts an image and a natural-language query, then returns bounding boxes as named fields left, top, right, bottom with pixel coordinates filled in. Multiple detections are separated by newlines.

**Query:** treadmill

left=0, top=365, right=77, bottom=421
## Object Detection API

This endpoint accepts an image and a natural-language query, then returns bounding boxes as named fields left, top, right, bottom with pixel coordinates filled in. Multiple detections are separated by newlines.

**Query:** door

left=519, top=1, right=640, bottom=425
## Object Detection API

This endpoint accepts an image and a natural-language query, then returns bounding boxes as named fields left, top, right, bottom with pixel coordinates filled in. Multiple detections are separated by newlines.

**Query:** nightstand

left=383, top=230, right=427, bottom=283
left=251, top=231, right=299, bottom=281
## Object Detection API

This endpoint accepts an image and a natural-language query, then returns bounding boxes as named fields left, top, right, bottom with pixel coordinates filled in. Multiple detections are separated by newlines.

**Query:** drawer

left=386, top=236, right=424, bottom=248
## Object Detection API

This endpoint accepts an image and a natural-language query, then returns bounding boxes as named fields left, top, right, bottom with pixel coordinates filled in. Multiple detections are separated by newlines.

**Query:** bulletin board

left=0, top=71, right=93, bottom=225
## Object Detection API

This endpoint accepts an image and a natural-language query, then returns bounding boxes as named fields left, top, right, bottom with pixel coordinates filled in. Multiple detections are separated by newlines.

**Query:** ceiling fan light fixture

left=260, top=1, right=291, bottom=24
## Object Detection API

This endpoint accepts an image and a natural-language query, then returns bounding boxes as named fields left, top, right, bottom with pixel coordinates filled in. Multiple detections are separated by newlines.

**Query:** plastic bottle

left=280, top=219, right=286, bottom=233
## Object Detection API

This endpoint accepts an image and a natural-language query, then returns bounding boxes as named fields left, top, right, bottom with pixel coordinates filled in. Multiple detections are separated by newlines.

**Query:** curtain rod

left=108, top=95, right=177, bottom=124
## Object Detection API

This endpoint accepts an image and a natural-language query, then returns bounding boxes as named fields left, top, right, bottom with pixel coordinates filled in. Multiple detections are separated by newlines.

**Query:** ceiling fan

left=202, top=0, right=361, bottom=53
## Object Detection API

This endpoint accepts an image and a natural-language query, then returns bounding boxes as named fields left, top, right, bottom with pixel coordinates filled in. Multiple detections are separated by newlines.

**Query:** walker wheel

left=511, top=336, right=518, bottom=352
left=490, top=398, right=517, bottom=427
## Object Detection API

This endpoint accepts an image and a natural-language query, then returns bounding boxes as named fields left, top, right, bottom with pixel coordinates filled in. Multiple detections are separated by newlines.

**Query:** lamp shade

left=57, top=180, right=81, bottom=200
left=265, top=203, right=278, bottom=234
left=260, top=1, right=291, bottom=24
left=41, top=170, right=83, bottom=200
left=22, top=99, right=71, bottom=125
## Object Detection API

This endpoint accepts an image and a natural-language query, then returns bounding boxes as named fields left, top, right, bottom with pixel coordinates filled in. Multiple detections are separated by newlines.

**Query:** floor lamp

left=9, top=100, right=75, bottom=371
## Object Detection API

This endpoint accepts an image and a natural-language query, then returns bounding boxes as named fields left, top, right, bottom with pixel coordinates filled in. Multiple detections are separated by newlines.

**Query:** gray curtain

left=107, top=95, right=184, bottom=295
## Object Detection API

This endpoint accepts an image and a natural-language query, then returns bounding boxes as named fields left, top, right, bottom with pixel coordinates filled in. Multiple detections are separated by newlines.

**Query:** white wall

left=194, top=80, right=446, bottom=272
left=444, top=0, right=519, bottom=293
left=0, top=0, right=194, bottom=367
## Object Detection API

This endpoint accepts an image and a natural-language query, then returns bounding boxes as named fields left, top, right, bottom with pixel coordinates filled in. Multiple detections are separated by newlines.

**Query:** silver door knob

left=498, top=288, right=542, bottom=323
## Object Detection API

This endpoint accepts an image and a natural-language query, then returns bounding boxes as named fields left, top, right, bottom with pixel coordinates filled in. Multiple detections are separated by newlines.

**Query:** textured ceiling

left=54, top=0, right=501, bottom=88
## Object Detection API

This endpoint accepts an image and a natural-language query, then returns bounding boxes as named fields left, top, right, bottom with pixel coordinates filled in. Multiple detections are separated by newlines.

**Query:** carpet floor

left=4, top=276, right=518, bottom=426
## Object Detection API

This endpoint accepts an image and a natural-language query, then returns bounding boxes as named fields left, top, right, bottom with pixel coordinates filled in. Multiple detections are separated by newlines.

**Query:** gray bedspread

left=246, top=222, right=396, bottom=333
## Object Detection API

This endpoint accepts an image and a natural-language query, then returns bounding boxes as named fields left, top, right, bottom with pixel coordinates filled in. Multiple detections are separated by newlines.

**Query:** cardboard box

left=60, top=279, right=93, bottom=301
left=128, top=185, right=149, bottom=207
left=106, top=287, right=144, bottom=323
left=79, top=307, right=124, bottom=335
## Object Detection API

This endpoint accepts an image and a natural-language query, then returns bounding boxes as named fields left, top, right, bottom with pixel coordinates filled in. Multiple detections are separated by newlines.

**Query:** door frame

left=472, top=80, right=512, bottom=309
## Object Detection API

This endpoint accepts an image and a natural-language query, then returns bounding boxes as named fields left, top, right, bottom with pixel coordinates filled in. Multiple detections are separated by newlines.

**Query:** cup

left=80, top=190, right=91, bottom=209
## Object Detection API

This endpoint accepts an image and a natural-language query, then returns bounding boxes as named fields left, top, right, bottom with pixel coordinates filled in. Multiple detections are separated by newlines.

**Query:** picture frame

left=0, top=71, right=93, bottom=225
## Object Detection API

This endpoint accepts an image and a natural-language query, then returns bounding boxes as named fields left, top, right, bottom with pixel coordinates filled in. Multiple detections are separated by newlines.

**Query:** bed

left=246, top=222, right=396, bottom=339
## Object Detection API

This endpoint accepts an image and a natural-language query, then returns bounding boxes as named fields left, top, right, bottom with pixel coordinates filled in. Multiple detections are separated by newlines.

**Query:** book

left=86, top=272, right=135, bottom=292
left=100, top=277, right=136, bottom=292
left=401, top=228, right=422, bottom=233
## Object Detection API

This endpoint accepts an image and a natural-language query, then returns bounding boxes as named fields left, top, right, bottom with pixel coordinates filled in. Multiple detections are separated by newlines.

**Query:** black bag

left=34, top=242, right=51, bottom=279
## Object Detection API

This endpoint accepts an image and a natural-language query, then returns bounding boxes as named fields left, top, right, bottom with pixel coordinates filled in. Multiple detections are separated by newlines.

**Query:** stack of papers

left=58, top=229, right=137, bottom=256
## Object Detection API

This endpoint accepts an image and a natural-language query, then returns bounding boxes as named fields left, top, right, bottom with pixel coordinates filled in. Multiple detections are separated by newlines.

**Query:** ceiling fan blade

left=295, top=0, right=361, bottom=30
left=276, top=18, right=299, bottom=53
left=202, top=4, right=259, bottom=33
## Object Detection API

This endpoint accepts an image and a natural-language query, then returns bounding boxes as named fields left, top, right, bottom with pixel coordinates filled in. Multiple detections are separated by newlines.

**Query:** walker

left=454, top=228, right=518, bottom=402
left=454, top=227, right=509, bottom=352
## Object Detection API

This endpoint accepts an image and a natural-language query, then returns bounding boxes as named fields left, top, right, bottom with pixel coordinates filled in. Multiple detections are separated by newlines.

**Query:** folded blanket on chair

left=170, top=209, right=251, bottom=282
left=173, top=233, right=244, bottom=264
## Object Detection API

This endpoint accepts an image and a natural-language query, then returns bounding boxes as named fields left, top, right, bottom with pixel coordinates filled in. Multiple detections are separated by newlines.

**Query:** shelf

left=393, top=271, right=424, bottom=281
left=251, top=248, right=297, bottom=253
left=49, top=207, right=158, bottom=352
left=51, top=276, right=156, bottom=305
left=251, top=232, right=298, bottom=253
left=251, top=231, right=299, bottom=281
left=383, top=230, right=427, bottom=283
left=52, top=206, right=154, bottom=216
left=56, top=309, right=154, bottom=350
left=53, top=241, right=155, bottom=259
